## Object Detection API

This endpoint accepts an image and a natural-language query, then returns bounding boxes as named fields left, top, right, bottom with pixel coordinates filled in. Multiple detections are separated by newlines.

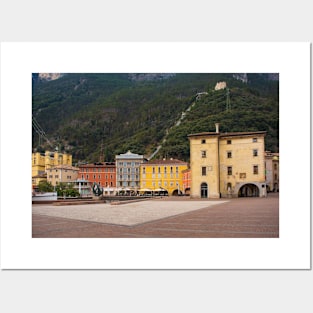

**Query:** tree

left=37, top=181, right=54, bottom=192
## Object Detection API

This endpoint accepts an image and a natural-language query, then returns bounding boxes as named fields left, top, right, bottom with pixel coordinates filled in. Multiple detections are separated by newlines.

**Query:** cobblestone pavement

left=32, top=193, right=279, bottom=238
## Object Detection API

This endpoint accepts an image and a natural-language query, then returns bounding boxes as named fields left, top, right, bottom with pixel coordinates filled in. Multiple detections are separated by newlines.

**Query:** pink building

left=182, top=168, right=191, bottom=195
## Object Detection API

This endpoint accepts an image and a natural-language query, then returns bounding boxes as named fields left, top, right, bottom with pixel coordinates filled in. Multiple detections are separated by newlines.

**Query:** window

left=240, top=173, right=246, bottom=179
left=227, top=140, right=232, bottom=144
left=227, top=151, right=232, bottom=158
left=201, top=166, right=207, bottom=176
left=227, top=166, right=232, bottom=175
left=253, top=165, right=259, bottom=175
left=201, top=150, right=207, bottom=158
left=201, top=139, right=206, bottom=144
left=274, top=164, right=278, bottom=170
left=253, top=138, right=257, bottom=143
left=253, top=149, right=258, bottom=157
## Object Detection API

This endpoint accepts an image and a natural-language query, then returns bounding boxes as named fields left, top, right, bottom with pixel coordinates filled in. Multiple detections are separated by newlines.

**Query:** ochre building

left=188, top=123, right=267, bottom=198
left=140, top=159, right=188, bottom=196
left=47, top=165, right=79, bottom=186
left=265, top=151, right=279, bottom=192
left=32, top=150, right=72, bottom=186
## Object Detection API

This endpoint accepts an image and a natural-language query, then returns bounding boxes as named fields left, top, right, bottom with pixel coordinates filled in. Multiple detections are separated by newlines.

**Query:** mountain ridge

left=32, top=73, right=279, bottom=163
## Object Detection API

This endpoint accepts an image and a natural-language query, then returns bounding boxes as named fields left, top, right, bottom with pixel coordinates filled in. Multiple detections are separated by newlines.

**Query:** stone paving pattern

left=32, top=200, right=227, bottom=226
left=32, top=194, right=279, bottom=238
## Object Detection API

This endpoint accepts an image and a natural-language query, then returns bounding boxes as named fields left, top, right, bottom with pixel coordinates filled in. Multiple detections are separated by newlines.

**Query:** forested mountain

left=32, top=73, right=279, bottom=163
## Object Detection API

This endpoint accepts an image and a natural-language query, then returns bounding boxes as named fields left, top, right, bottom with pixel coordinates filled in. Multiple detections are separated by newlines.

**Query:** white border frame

left=0, top=42, right=311, bottom=269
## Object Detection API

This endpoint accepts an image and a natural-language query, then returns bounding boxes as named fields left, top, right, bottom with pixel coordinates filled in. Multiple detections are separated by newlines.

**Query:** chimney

left=215, top=123, right=220, bottom=133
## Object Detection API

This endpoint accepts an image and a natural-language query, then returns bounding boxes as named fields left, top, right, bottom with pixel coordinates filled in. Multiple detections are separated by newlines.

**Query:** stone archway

left=238, top=183, right=260, bottom=197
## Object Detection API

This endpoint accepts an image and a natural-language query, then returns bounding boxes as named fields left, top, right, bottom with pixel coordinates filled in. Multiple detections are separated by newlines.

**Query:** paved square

left=32, top=200, right=228, bottom=226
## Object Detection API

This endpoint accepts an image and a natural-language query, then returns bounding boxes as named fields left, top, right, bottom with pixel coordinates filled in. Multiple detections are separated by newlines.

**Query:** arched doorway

left=172, top=189, right=181, bottom=196
left=200, top=183, right=208, bottom=198
left=238, top=184, right=259, bottom=197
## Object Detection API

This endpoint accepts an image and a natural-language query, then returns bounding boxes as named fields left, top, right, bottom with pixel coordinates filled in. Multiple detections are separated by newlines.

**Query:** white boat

left=32, top=192, right=57, bottom=202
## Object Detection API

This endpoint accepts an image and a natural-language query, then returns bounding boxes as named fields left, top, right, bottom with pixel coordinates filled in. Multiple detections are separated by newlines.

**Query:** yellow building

left=188, top=123, right=267, bottom=198
left=32, top=173, right=47, bottom=187
left=47, top=165, right=79, bottom=186
left=32, top=150, right=72, bottom=186
left=265, top=151, right=279, bottom=192
left=140, top=159, right=188, bottom=196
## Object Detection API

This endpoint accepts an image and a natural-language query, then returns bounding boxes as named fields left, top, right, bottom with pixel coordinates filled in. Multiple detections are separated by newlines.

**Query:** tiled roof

left=79, top=162, right=115, bottom=167
left=188, top=131, right=266, bottom=138
left=143, top=159, right=188, bottom=165
left=49, top=165, right=79, bottom=171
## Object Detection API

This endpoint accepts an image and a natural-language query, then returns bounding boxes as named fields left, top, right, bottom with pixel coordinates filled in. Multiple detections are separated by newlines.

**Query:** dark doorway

left=238, top=184, right=259, bottom=197
left=201, top=183, right=208, bottom=198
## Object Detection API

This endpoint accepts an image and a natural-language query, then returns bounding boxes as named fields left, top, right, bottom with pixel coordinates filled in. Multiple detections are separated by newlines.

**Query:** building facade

left=47, top=165, right=79, bottom=186
left=115, top=151, right=145, bottom=191
left=78, top=162, right=116, bottom=192
left=182, top=168, right=191, bottom=195
left=32, top=150, right=72, bottom=186
left=188, top=123, right=267, bottom=198
left=265, top=151, right=279, bottom=192
left=140, top=159, right=188, bottom=196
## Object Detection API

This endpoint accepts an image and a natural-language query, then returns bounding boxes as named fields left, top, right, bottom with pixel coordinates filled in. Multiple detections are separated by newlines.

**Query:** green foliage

left=37, top=181, right=54, bottom=192
left=32, top=73, right=279, bottom=163
left=55, top=183, right=80, bottom=197
left=160, top=83, right=279, bottom=161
